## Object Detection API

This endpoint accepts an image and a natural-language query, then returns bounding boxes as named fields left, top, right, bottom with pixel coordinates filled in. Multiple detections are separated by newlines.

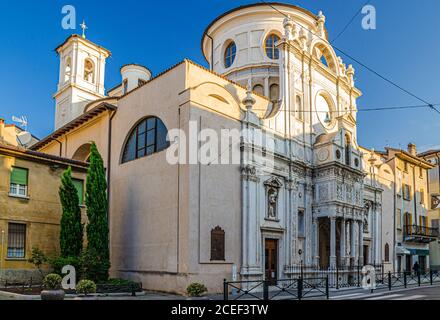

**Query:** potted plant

left=76, top=279, right=97, bottom=297
left=186, top=282, right=208, bottom=299
left=41, top=274, right=65, bottom=301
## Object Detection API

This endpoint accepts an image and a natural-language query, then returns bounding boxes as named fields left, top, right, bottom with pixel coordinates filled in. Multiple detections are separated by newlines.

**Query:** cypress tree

left=85, top=142, right=110, bottom=280
left=59, top=167, right=83, bottom=258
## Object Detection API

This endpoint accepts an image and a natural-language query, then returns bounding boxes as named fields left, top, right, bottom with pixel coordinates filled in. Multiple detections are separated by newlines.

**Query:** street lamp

left=368, top=151, right=379, bottom=267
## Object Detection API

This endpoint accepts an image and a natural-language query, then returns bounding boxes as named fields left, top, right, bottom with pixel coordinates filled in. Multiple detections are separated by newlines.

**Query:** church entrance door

left=265, top=239, right=278, bottom=285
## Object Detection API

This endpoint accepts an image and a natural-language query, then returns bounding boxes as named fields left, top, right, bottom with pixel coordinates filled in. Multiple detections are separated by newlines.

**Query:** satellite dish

left=17, top=131, right=32, bottom=146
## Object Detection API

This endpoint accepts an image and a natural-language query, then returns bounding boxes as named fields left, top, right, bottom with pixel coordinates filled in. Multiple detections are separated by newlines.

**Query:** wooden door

left=265, top=239, right=278, bottom=285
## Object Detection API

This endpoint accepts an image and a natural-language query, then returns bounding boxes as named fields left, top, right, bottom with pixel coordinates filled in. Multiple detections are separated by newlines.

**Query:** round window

left=316, top=94, right=334, bottom=128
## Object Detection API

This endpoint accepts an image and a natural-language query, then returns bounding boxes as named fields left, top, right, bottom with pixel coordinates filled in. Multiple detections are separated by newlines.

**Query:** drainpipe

left=205, top=33, right=214, bottom=71
left=107, top=109, right=117, bottom=265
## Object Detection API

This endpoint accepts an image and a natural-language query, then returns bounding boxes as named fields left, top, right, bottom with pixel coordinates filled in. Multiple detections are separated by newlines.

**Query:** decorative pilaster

left=340, top=218, right=346, bottom=266
left=312, top=217, right=319, bottom=267
left=351, top=219, right=357, bottom=265
left=358, top=220, right=364, bottom=266
left=330, top=217, right=337, bottom=268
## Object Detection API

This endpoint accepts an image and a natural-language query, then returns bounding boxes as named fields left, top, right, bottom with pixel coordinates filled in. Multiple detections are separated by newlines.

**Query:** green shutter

left=10, top=167, right=28, bottom=185
left=73, top=179, right=84, bottom=205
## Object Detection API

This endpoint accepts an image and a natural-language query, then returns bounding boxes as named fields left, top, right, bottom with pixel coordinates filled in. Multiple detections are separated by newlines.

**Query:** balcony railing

left=404, top=225, right=439, bottom=242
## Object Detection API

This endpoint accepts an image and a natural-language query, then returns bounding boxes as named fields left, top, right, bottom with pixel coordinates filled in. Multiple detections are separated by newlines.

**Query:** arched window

left=345, top=134, right=351, bottom=166
left=296, top=96, right=303, bottom=121
left=64, top=57, right=71, bottom=82
left=384, top=243, right=390, bottom=262
left=253, top=84, right=264, bottom=96
left=269, top=84, right=279, bottom=102
left=211, top=226, right=225, bottom=261
left=265, top=34, right=280, bottom=60
left=224, top=41, right=236, bottom=68
left=121, top=117, right=170, bottom=163
left=84, top=59, right=95, bottom=83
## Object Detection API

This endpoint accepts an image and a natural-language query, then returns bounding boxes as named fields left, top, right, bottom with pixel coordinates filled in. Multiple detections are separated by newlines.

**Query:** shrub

left=43, top=274, right=62, bottom=290
left=80, top=249, right=110, bottom=283
left=28, top=247, right=47, bottom=276
left=187, top=283, right=207, bottom=297
left=49, top=256, right=81, bottom=278
left=76, top=279, right=97, bottom=296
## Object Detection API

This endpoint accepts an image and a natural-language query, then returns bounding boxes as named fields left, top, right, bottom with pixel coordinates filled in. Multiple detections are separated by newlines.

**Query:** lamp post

left=368, top=151, right=378, bottom=267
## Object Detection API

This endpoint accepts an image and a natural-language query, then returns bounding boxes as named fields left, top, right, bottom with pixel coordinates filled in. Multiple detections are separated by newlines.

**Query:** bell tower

left=54, top=30, right=111, bottom=129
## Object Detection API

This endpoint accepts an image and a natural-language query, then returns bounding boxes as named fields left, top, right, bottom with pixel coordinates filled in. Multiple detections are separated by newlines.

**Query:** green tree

left=85, top=142, right=110, bottom=281
left=59, top=167, right=83, bottom=258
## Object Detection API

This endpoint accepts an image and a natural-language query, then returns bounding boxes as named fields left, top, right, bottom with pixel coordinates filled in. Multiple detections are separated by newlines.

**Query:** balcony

left=403, top=225, right=439, bottom=243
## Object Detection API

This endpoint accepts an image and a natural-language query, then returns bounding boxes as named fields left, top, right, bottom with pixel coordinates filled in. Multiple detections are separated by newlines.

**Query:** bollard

left=223, top=279, right=228, bottom=301
left=326, top=276, right=329, bottom=299
left=388, top=272, right=392, bottom=291
left=263, top=280, right=269, bottom=301
left=430, top=270, right=433, bottom=286
left=418, top=272, right=421, bottom=287
left=404, top=272, right=407, bottom=288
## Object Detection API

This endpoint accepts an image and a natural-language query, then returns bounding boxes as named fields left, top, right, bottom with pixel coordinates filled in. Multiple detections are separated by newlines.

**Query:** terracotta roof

left=418, top=149, right=440, bottom=158
left=55, top=34, right=111, bottom=56
left=31, top=102, right=117, bottom=150
left=385, top=147, right=434, bottom=169
left=0, top=142, right=88, bottom=169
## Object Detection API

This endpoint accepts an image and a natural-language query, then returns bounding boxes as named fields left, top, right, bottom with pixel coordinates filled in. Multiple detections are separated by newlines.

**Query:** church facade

left=32, top=3, right=385, bottom=293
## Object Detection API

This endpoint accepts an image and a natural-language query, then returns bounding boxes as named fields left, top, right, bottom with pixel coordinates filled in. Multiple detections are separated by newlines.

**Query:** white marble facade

left=202, top=3, right=382, bottom=281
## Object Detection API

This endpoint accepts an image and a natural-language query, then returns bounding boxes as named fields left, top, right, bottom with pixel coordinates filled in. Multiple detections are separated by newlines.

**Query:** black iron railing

left=404, top=224, right=439, bottom=238
left=223, top=277, right=329, bottom=301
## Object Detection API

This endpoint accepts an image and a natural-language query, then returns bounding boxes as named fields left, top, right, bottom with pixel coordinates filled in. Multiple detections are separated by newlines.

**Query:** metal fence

left=284, top=264, right=384, bottom=289
left=223, top=277, right=329, bottom=301
left=377, top=270, right=440, bottom=291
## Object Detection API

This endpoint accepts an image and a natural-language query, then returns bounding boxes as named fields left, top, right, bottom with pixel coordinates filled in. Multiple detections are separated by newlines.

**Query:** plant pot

left=41, top=290, right=65, bottom=301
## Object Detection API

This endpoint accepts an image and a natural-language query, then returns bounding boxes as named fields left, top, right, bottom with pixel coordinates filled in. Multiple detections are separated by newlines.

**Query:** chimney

left=408, top=143, right=417, bottom=156
left=0, top=118, right=4, bottom=140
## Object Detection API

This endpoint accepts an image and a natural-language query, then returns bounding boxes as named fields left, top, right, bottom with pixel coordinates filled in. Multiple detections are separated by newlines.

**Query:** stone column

left=312, top=217, right=319, bottom=267
left=340, top=219, right=346, bottom=267
left=330, top=217, right=337, bottom=268
left=359, top=220, right=364, bottom=266
left=351, top=219, right=357, bottom=266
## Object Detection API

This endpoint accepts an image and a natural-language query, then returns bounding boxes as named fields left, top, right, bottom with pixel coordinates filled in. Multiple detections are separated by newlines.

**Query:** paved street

left=330, top=284, right=440, bottom=300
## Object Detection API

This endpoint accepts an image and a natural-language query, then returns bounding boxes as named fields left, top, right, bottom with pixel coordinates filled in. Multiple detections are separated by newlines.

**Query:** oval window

left=224, top=41, right=236, bottom=68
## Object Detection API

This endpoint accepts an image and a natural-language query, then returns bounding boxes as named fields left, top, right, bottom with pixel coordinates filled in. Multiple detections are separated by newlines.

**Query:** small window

left=265, top=34, right=280, bottom=60
left=252, top=84, right=264, bottom=96
left=396, top=209, right=402, bottom=230
left=224, top=41, right=236, bottom=68
left=138, top=79, right=147, bottom=87
left=7, top=223, right=26, bottom=259
left=64, top=57, right=71, bottom=82
left=10, top=167, right=28, bottom=198
left=420, top=189, right=425, bottom=205
left=384, top=243, right=390, bottom=262
left=269, top=84, right=279, bottom=103
left=298, top=210, right=305, bottom=237
left=403, top=161, right=408, bottom=173
left=123, top=79, right=128, bottom=94
left=345, top=134, right=351, bottom=166
left=402, top=184, right=411, bottom=201
left=122, top=117, right=170, bottom=163
left=419, top=167, right=423, bottom=178
left=296, top=96, right=303, bottom=121
left=211, top=226, right=225, bottom=261
left=72, top=179, right=84, bottom=205
left=84, top=59, right=95, bottom=83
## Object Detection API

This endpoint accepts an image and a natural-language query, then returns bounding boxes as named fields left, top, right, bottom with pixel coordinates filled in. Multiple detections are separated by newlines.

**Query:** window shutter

left=72, top=179, right=84, bottom=205
left=10, top=167, right=28, bottom=185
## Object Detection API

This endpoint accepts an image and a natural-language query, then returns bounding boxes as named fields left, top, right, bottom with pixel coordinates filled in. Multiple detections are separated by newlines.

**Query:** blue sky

left=1, top=0, right=439, bottom=152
